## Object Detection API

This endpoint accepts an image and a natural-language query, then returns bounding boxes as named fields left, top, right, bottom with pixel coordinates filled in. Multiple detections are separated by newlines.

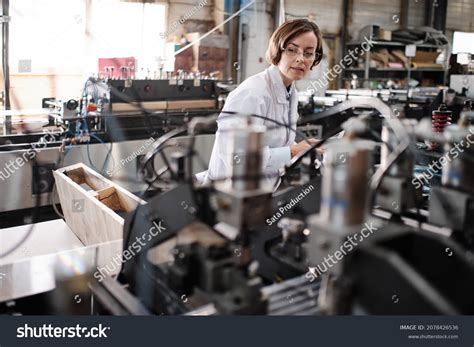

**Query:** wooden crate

left=53, top=163, right=145, bottom=246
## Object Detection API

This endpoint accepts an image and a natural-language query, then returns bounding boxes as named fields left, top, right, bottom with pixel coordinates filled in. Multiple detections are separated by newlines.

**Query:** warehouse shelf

left=343, top=39, right=448, bottom=87
left=346, top=40, right=442, bottom=49
left=346, top=67, right=445, bottom=72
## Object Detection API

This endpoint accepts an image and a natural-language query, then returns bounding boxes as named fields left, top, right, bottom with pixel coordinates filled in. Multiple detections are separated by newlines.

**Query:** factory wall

left=348, top=0, right=474, bottom=37
left=348, top=0, right=427, bottom=37
left=9, top=74, right=83, bottom=111
left=242, top=0, right=427, bottom=86
left=284, top=0, right=344, bottom=92
left=350, top=0, right=400, bottom=35
left=447, top=0, right=474, bottom=32
left=3, top=0, right=217, bottom=110
left=239, top=0, right=276, bottom=79
left=213, top=0, right=226, bottom=27
left=1, top=0, right=473, bottom=109
left=164, top=0, right=216, bottom=40
left=163, top=0, right=276, bottom=82
left=241, top=0, right=469, bottom=90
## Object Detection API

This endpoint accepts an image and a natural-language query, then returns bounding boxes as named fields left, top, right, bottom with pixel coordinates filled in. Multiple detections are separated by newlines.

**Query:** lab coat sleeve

left=263, top=146, right=291, bottom=174
left=216, top=89, right=291, bottom=178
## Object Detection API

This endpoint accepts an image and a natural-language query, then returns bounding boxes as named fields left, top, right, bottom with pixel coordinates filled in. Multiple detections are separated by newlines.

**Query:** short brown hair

left=266, top=19, right=323, bottom=69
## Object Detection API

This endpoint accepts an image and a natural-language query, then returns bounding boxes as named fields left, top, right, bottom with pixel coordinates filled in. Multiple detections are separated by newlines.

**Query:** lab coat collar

left=268, top=64, right=295, bottom=104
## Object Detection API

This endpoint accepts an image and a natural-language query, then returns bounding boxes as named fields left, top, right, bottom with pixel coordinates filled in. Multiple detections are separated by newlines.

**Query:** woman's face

left=277, top=31, right=318, bottom=87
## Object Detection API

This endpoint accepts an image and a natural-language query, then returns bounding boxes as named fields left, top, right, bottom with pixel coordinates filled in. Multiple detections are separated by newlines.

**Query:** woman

left=199, top=19, right=323, bottom=185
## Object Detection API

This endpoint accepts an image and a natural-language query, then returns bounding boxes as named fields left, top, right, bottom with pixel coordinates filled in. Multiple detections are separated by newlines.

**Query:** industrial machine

left=87, top=99, right=474, bottom=315
left=0, top=74, right=223, bottom=224
left=1, top=89, right=474, bottom=316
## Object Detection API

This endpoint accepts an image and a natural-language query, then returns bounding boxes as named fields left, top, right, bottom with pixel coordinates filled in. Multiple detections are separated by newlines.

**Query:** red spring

left=431, top=110, right=452, bottom=149
left=432, top=112, right=452, bottom=133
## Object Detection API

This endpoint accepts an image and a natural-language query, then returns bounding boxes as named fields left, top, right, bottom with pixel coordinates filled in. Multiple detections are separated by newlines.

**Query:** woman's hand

left=290, top=139, right=324, bottom=158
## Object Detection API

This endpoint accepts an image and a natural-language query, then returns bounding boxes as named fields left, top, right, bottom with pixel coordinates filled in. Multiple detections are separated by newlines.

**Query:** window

left=5, top=0, right=166, bottom=109
left=9, top=0, right=86, bottom=74
left=452, top=31, right=474, bottom=54
left=88, top=1, right=166, bottom=76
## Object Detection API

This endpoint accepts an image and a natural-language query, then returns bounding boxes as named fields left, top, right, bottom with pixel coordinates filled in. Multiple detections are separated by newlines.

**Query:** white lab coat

left=197, top=64, right=299, bottom=185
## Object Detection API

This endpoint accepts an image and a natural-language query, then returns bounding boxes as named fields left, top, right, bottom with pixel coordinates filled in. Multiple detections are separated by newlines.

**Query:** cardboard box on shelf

left=379, top=29, right=392, bottom=41
left=412, top=51, right=444, bottom=69
left=184, top=33, right=229, bottom=78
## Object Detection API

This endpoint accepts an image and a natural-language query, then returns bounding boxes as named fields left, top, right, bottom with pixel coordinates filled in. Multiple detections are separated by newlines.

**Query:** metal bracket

left=0, top=15, right=11, bottom=23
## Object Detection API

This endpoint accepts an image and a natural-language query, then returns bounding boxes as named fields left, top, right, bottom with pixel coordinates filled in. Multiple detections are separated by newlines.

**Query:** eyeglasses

left=282, top=45, right=320, bottom=61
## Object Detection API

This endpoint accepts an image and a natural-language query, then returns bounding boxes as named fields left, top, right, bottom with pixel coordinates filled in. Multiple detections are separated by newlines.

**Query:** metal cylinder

left=170, top=151, right=187, bottom=181
left=227, top=123, right=265, bottom=191
left=442, top=124, right=474, bottom=194
left=319, top=139, right=373, bottom=228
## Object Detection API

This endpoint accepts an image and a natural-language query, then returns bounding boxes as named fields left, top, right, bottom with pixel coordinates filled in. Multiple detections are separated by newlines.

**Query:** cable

left=158, top=150, right=177, bottom=181
left=284, top=125, right=342, bottom=172
left=51, top=182, right=64, bottom=219
left=84, top=133, right=115, bottom=176
left=140, top=143, right=205, bottom=185
left=2, top=80, right=200, bottom=259
left=368, top=138, right=411, bottom=217
left=179, top=110, right=317, bottom=193
left=140, top=127, right=188, bottom=183
left=202, top=171, right=282, bottom=184
left=100, top=140, right=113, bottom=174
left=0, top=125, right=76, bottom=258
left=203, top=110, right=317, bottom=184
left=0, top=158, right=41, bottom=258
left=410, top=181, right=423, bottom=230
left=163, top=110, right=316, bottom=193
left=218, top=110, right=313, bottom=144
left=121, top=110, right=315, bottom=301
left=91, top=78, right=159, bottom=136
left=86, top=139, right=101, bottom=173
left=292, top=100, right=412, bottom=219
left=369, top=129, right=393, bottom=151
left=405, top=140, right=424, bottom=229
left=126, top=109, right=306, bottom=254
left=50, top=142, right=74, bottom=220
left=187, top=134, right=196, bottom=183
left=90, top=133, right=114, bottom=174
left=123, top=105, right=327, bottom=265
left=122, top=182, right=153, bottom=265
left=368, top=123, right=423, bottom=227
left=81, top=77, right=157, bottom=138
